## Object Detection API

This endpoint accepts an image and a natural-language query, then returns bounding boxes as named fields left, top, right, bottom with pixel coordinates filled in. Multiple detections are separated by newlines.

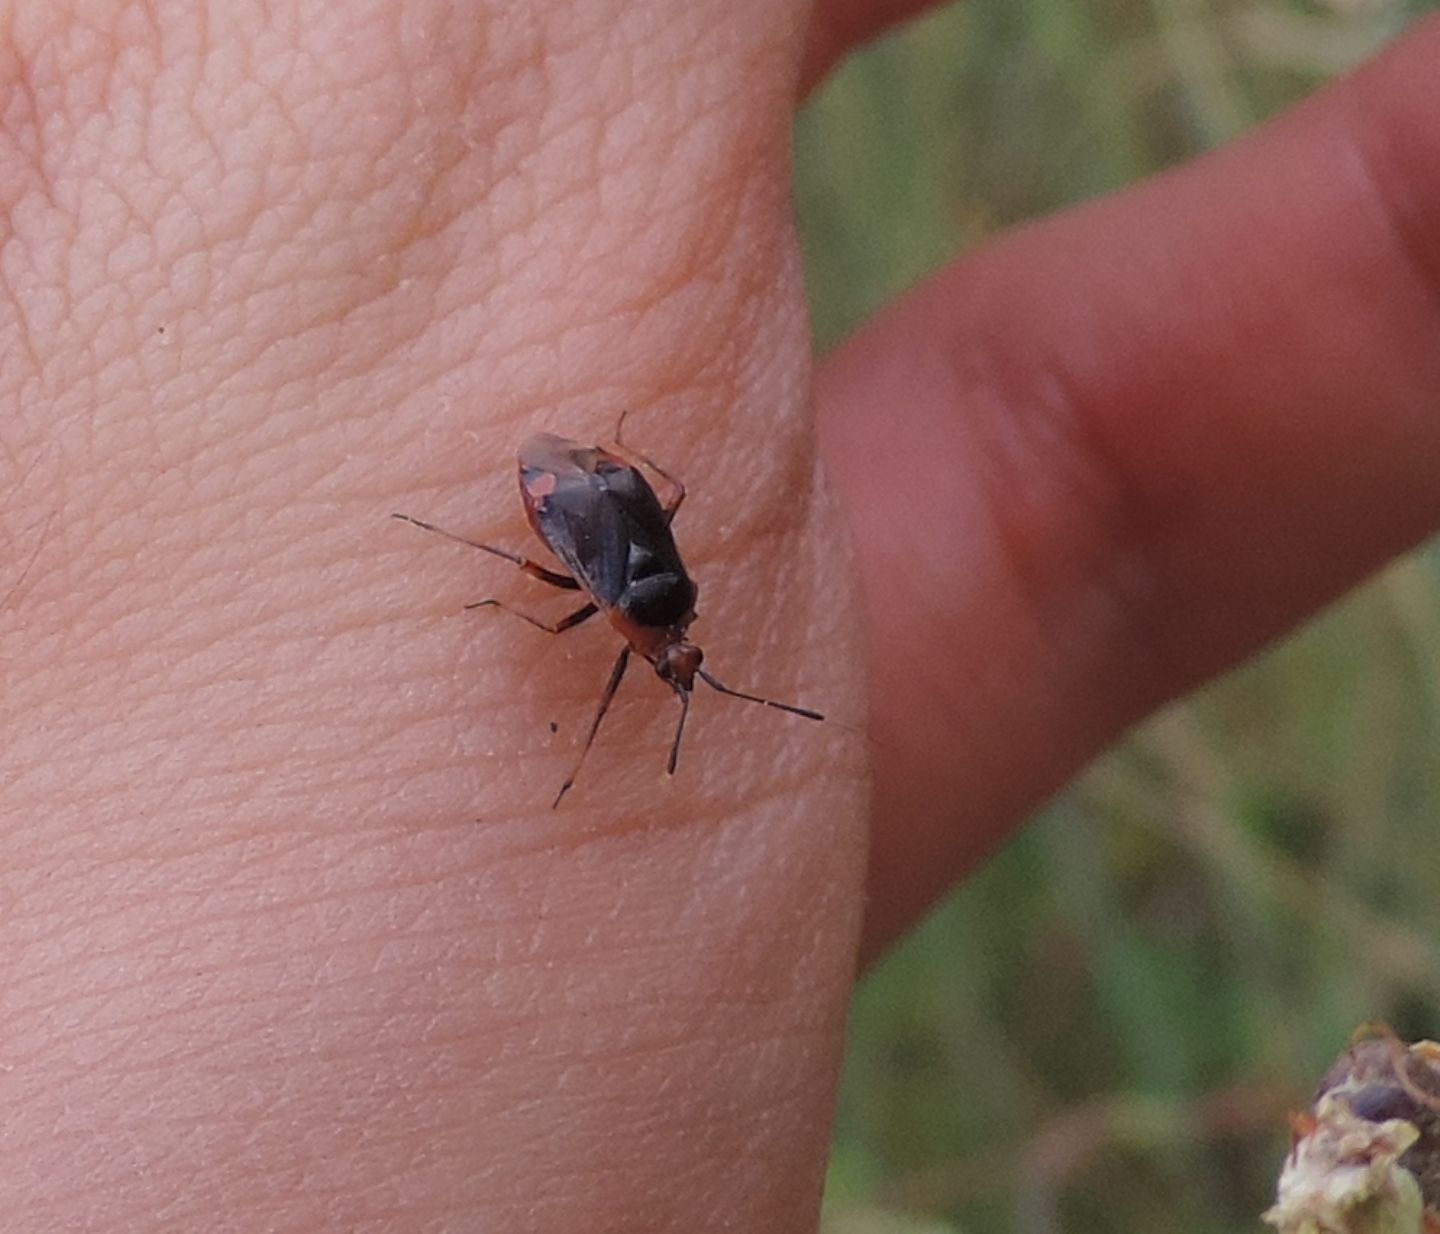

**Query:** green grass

left=794, top=1, right=1440, bottom=1230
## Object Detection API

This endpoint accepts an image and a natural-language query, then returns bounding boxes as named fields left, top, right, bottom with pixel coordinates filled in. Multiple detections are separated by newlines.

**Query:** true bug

left=394, top=420, right=823, bottom=806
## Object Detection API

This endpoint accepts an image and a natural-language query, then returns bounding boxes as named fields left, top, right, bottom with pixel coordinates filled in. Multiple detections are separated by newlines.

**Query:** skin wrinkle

left=12, top=952, right=566, bottom=1097
left=963, top=339, right=1173, bottom=707
left=1, top=823, right=494, bottom=956
left=6, top=769, right=831, bottom=973
left=0, top=52, right=44, bottom=217
left=1, top=820, right=731, bottom=982
left=1347, top=65, right=1440, bottom=320
left=126, top=17, right=489, bottom=483
left=12, top=976, right=476, bottom=1086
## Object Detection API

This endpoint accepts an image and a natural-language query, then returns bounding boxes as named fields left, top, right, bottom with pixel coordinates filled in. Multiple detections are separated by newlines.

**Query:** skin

left=1, top=1, right=1438, bottom=1229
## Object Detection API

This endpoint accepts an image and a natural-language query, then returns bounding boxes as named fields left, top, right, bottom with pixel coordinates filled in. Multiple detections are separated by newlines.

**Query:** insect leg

left=553, top=645, right=631, bottom=808
left=464, top=599, right=598, bottom=634
left=612, top=413, right=686, bottom=522
left=391, top=513, right=579, bottom=590
left=696, top=668, right=824, bottom=721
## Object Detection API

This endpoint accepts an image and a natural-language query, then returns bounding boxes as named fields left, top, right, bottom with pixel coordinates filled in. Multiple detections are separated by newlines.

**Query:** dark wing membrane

left=525, top=466, right=631, bottom=607
left=519, top=436, right=689, bottom=611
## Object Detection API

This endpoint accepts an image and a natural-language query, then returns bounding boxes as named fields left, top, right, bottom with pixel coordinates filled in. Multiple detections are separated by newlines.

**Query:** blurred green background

left=792, top=1, right=1440, bottom=1231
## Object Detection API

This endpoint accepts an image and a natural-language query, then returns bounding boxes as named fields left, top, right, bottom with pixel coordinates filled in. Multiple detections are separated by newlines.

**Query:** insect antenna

left=554, top=645, right=631, bottom=808
left=696, top=669, right=824, bottom=722
left=667, top=688, right=691, bottom=775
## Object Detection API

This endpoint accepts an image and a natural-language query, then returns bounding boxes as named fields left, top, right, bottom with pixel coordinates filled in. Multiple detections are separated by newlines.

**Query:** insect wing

left=518, top=434, right=677, bottom=610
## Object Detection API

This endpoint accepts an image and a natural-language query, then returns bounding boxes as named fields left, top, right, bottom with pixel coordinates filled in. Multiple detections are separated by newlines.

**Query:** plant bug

left=394, top=419, right=823, bottom=806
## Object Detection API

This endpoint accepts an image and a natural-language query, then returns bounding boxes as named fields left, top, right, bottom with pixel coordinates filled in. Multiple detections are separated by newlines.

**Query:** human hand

left=3, top=3, right=1438, bottom=1231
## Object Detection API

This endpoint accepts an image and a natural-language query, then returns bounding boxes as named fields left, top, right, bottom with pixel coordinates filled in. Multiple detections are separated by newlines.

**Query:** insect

left=394, top=420, right=823, bottom=806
